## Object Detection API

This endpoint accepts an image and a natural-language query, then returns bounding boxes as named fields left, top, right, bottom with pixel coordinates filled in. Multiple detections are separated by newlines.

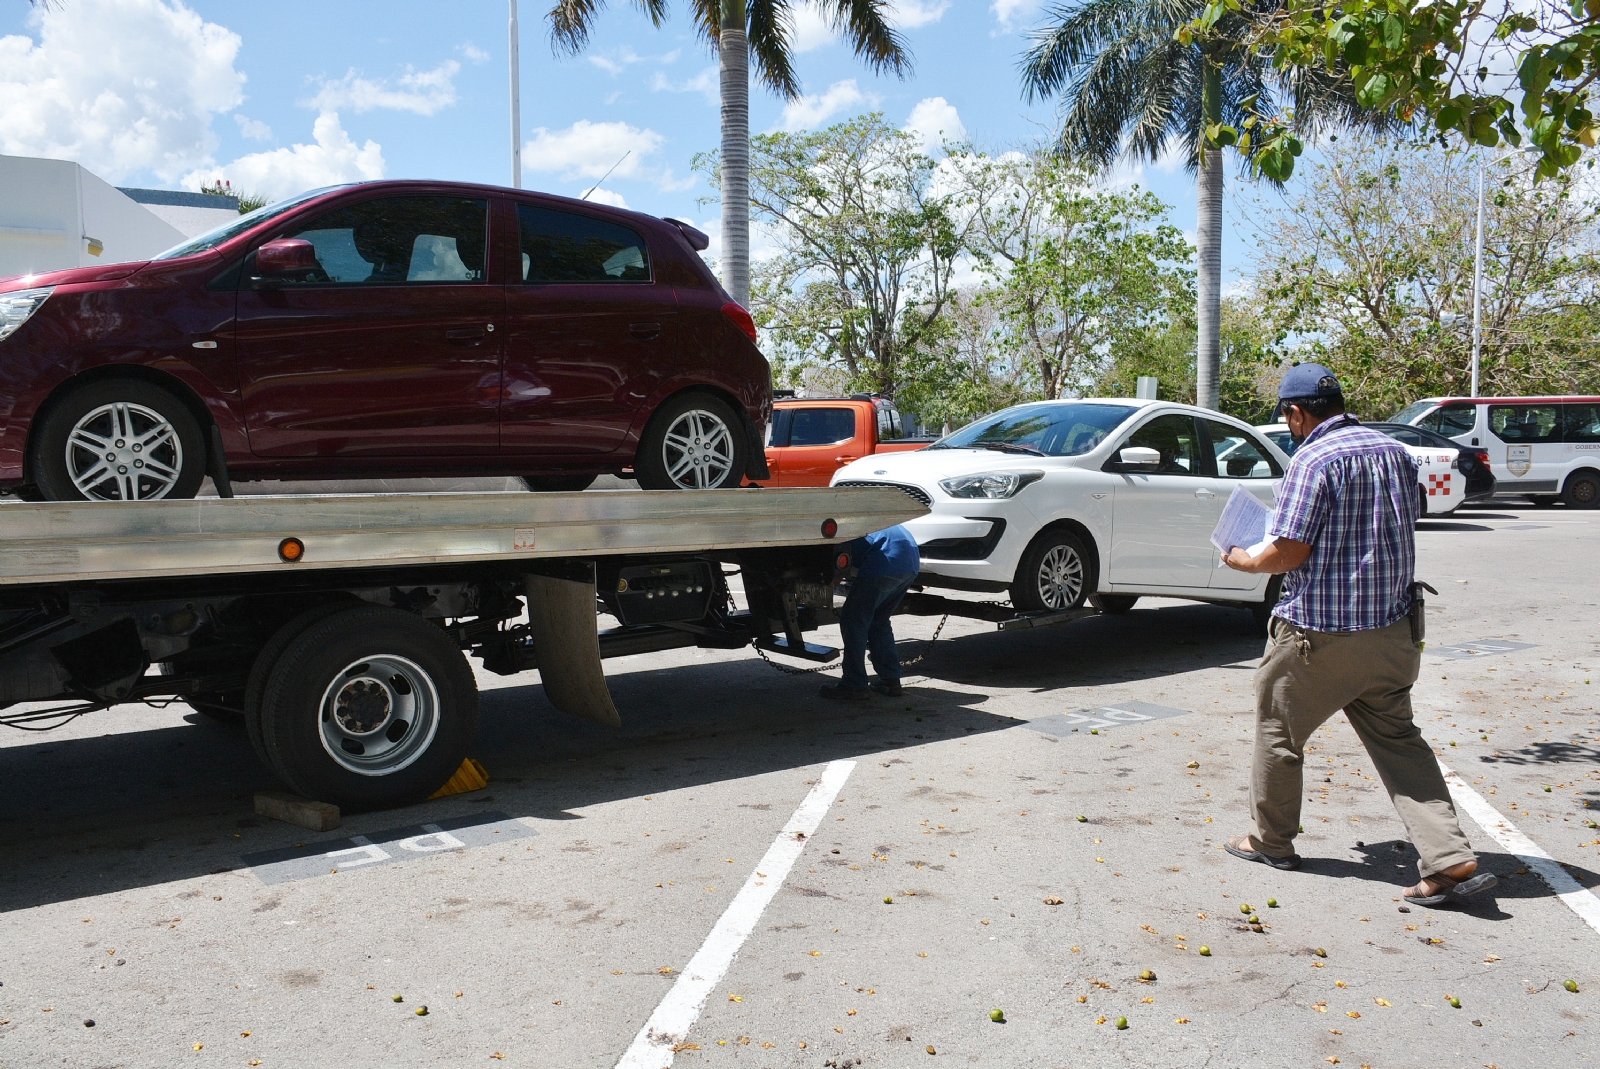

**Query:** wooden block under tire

left=254, top=791, right=341, bottom=832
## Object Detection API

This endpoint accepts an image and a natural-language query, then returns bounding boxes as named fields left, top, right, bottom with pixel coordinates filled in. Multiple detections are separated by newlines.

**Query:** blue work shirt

left=1268, top=414, right=1420, bottom=632
left=848, top=525, right=921, bottom=578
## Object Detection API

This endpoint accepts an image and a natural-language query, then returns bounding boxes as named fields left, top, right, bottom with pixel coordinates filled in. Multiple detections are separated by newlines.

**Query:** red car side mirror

left=256, top=238, right=318, bottom=275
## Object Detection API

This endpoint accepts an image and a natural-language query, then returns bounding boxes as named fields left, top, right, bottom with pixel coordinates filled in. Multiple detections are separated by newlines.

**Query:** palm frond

left=818, top=0, right=911, bottom=78
left=547, top=0, right=670, bottom=53
left=749, top=0, right=803, bottom=98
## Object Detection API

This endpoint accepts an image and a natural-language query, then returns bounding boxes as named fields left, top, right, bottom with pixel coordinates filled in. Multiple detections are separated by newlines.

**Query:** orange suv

left=760, top=394, right=934, bottom=487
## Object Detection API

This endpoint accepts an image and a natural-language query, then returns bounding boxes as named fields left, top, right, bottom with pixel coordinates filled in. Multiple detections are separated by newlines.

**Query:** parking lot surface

left=1, top=502, right=1596, bottom=1068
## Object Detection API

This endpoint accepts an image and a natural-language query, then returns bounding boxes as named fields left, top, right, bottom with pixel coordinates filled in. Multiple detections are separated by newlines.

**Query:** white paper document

left=1210, top=483, right=1273, bottom=555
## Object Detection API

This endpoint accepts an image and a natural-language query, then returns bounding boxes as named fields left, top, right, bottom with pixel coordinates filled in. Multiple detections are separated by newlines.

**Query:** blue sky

left=0, top=0, right=1269, bottom=282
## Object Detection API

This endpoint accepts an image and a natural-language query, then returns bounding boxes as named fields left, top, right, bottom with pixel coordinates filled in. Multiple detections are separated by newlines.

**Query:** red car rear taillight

left=721, top=301, right=758, bottom=343
left=1474, top=450, right=1490, bottom=470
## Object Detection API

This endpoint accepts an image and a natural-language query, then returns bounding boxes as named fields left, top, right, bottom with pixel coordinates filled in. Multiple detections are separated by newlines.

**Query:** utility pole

left=509, top=0, right=522, bottom=189
left=1470, top=163, right=1484, bottom=397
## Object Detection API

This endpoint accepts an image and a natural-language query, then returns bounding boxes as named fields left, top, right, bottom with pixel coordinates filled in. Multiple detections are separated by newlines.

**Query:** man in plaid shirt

left=1219, top=364, right=1494, bottom=906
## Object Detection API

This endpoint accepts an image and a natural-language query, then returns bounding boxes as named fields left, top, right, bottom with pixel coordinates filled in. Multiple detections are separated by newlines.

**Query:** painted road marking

left=614, top=760, right=855, bottom=1069
left=1428, top=639, right=1538, bottom=660
left=1027, top=701, right=1192, bottom=737
left=1439, top=761, right=1600, bottom=938
left=242, top=811, right=536, bottom=885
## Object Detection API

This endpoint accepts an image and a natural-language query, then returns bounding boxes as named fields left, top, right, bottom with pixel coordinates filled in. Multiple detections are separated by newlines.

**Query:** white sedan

left=832, top=399, right=1290, bottom=622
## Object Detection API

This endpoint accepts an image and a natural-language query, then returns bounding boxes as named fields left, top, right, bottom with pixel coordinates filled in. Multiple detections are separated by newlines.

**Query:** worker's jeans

left=839, top=572, right=917, bottom=691
left=1251, top=615, right=1475, bottom=879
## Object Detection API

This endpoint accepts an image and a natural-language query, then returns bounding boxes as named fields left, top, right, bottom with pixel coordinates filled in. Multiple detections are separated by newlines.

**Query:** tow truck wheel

left=31, top=379, right=206, bottom=502
left=257, top=606, right=477, bottom=810
left=635, top=392, right=748, bottom=490
left=1088, top=594, right=1138, bottom=615
left=243, top=602, right=360, bottom=770
left=1011, top=530, right=1092, bottom=612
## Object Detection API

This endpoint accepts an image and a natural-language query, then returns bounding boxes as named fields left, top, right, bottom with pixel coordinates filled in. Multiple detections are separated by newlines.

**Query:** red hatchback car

left=0, top=181, right=771, bottom=500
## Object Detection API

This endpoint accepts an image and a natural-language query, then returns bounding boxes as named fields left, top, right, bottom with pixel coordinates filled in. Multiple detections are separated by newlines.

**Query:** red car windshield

left=152, top=186, right=347, bottom=261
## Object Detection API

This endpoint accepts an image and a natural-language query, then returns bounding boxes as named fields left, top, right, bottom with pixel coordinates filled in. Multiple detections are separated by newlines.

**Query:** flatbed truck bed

left=0, top=487, right=924, bottom=808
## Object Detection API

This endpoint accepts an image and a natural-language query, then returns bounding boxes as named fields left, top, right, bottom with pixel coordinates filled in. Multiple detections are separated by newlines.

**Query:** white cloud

left=0, top=0, right=245, bottom=183
left=904, top=96, right=965, bottom=151
left=579, top=188, right=630, bottom=209
left=307, top=60, right=460, bottom=116
left=524, top=120, right=665, bottom=181
left=185, top=111, right=384, bottom=202
left=790, top=4, right=836, bottom=52
left=651, top=66, right=718, bottom=105
left=778, top=79, right=876, bottom=132
left=234, top=114, right=272, bottom=141
left=888, top=0, right=951, bottom=28
left=992, top=0, right=1042, bottom=31
left=458, top=43, right=490, bottom=64
left=588, top=47, right=645, bottom=75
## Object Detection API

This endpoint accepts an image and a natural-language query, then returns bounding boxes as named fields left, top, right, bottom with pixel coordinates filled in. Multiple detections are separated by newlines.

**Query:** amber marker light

left=278, top=537, right=305, bottom=563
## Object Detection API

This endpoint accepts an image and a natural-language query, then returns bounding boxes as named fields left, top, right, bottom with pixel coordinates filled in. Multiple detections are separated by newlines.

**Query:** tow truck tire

left=635, top=392, right=748, bottom=490
left=1011, top=529, right=1092, bottom=612
left=257, top=605, right=477, bottom=810
left=1089, top=594, right=1139, bottom=614
left=243, top=602, right=360, bottom=770
left=522, top=475, right=597, bottom=493
left=31, top=379, right=206, bottom=502
left=1562, top=469, right=1599, bottom=510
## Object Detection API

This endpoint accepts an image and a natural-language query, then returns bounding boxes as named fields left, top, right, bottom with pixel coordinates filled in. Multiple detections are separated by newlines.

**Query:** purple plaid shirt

left=1268, top=415, right=1420, bottom=633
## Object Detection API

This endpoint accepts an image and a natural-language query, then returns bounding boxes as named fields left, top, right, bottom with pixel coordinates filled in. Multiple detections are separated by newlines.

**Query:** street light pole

left=1470, top=163, right=1484, bottom=397
left=509, top=0, right=522, bottom=189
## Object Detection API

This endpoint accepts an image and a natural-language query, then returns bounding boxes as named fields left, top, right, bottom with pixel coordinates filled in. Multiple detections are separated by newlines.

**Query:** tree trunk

left=1195, top=60, right=1223, bottom=411
left=719, top=0, right=751, bottom=307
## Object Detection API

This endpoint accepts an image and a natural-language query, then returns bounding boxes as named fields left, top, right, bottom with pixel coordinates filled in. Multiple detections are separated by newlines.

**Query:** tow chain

left=753, top=614, right=951, bottom=675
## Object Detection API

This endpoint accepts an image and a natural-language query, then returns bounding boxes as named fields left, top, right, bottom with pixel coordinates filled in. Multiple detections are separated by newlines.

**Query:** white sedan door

left=1202, top=419, right=1281, bottom=592
left=1106, top=413, right=1219, bottom=590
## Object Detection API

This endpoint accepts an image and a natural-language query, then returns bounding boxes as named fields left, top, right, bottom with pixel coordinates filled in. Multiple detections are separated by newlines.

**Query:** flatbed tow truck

left=0, top=486, right=1102, bottom=810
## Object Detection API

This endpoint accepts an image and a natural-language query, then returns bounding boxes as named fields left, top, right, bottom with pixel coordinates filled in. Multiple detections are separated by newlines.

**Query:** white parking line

left=1439, top=760, right=1600, bottom=937
left=615, top=760, right=856, bottom=1069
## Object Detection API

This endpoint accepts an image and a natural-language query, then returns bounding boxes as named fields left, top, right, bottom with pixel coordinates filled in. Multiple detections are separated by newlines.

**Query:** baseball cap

left=1273, top=363, right=1342, bottom=418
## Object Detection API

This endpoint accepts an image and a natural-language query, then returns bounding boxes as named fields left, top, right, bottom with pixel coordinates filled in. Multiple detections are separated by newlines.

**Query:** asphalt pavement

left=0, top=500, right=1595, bottom=1068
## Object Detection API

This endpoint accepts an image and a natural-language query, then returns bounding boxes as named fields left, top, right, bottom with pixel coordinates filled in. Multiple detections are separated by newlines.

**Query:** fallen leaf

left=834, top=1027, right=843, bottom=1033
left=1176, top=1017, right=1190, bottom=1024
left=491, top=1055, right=506, bottom=1061
left=1405, top=924, right=1419, bottom=931
left=728, top=995, right=743, bottom=1003
left=847, top=1009, right=857, bottom=1016
left=240, top=1031, right=251, bottom=1037
left=1374, top=998, right=1391, bottom=1007
left=927, top=1045, right=937, bottom=1054
left=1326, top=1058, right=1340, bottom=1065
left=1044, top=897, right=1063, bottom=906
left=1095, top=1016, right=1107, bottom=1025
left=1313, top=1002, right=1328, bottom=1012
left=193, top=1044, right=204, bottom=1051
left=1347, top=1011, right=1360, bottom=1019
left=1141, top=925, right=1157, bottom=934
left=810, top=951, right=822, bottom=957
left=1336, top=981, right=1347, bottom=988
left=1141, top=997, right=1154, bottom=1004
left=1077, top=995, right=1087, bottom=1003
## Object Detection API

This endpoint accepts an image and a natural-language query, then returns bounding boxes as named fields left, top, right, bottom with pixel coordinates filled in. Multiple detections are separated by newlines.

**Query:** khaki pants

left=1251, top=615, right=1475, bottom=879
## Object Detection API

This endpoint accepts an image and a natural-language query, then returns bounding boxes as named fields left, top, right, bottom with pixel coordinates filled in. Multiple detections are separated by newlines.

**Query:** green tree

left=198, top=180, right=267, bottom=214
left=547, top=0, right=908, bottom=307
left=959, top=150, right=1195, bottom=400
left=1192, top=0, right=1600, bottom=179
left=716, top=114, right=967, bottom=399
left=1018, top=0, right=1384, bottom=411
left=1257, top=137, right=1600, bottom=416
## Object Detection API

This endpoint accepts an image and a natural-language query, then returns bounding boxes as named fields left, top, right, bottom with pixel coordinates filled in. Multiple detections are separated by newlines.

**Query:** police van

left=1390, top=396, right=1600, bottom=509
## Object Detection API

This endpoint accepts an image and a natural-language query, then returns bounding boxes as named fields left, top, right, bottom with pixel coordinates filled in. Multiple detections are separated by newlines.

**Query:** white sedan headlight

left=938, top=470, right=1043, bottom=499
left=0, top=287, right=54, bottom=343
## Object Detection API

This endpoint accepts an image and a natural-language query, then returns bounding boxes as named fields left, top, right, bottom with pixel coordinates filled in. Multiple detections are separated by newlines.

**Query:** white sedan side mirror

left=1117, top=446, right=1161, bottom=472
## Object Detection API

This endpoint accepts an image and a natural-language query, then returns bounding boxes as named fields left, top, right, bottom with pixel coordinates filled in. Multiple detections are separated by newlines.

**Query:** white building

left=0, top=154, right=239, bottom=279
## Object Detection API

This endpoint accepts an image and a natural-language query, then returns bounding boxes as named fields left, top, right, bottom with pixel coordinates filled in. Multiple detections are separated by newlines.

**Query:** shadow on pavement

left=1294, top=838, right=1597, bottom=913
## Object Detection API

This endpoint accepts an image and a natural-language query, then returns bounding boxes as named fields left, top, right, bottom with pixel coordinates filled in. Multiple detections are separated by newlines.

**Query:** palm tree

left=1019, top=0, right=1382, bottom=410
left=548, top=0, right=909, bottom=307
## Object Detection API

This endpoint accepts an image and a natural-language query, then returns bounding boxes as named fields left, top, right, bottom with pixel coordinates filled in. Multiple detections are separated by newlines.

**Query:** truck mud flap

left=524, top=569, right=621, bottom=728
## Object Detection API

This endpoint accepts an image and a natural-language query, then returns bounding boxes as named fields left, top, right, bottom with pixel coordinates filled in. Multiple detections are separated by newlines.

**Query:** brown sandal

left=1224, top=834, right=1301, bottom=871
left=1403, top=869, right=1497, bottom=906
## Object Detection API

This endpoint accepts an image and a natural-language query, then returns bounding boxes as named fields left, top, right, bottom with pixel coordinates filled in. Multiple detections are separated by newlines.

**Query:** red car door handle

left=446, top=327, right=486, bottom=344
left=629, top=322, right=662, bottom=340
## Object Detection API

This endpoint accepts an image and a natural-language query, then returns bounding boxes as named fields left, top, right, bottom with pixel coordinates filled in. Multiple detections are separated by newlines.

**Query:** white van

left=1390, top=396, right=1600, bottom=508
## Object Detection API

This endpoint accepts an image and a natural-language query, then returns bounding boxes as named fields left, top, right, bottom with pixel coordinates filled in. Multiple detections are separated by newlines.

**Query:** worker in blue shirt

left=821, top=524, right=920, bottom=701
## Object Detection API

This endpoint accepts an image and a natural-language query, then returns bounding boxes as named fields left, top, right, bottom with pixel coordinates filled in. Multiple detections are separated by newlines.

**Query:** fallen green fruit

left=415, top=1006, right=429, bottom=1016
left=1115, top=1016, right=1128, bottom=1030
left=1267, top=898, right=1278, bottom=908
left=990, top=1008, right=1005, bottom=1023
left=1198, top=946, right=1211, bottom=956
left=1544, top=786, right=1553, bottom=792
left=1248, top=915, right=1261, bottom=925
left=1239, top=903, right=1252, bottom=914
left=392, top=995, right=403, bottom=1003
left=1447, top=997, right=1461, bottom=1009
left=1315, top=948, right=1327, bottom=958
left=1077, top=815, right=1088, bottom=822
left=1566, top=980, right=1580, bottom=993
left=1090, top=729, right=1099, bottom=735
left=884, top=896, right=894, bottom=904
left=1139, top=969, right=1156, bottom=981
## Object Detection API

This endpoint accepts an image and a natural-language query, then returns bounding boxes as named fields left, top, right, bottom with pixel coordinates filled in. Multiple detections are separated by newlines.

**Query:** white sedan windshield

left=933, top=403, right=1137, bottom=457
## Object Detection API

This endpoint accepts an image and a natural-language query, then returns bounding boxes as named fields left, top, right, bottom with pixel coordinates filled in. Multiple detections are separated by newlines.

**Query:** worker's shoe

left=869, top=679, right=904, bottom=697
left=819, top=683, right=871, bottom=702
